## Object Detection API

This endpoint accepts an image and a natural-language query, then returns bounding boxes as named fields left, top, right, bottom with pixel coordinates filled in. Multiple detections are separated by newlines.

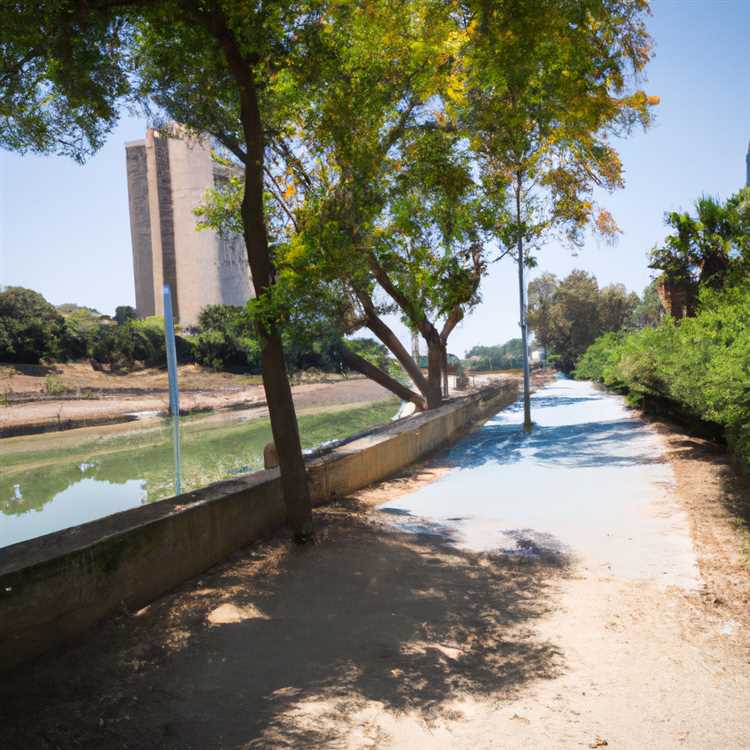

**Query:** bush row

left=0, top=288, right=391, bottom=376
left=574, top=281, right=750, bottom=468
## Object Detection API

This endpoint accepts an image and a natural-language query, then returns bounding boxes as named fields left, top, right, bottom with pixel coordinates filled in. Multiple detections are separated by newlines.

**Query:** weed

left=45, top=376, right=67, bottom=396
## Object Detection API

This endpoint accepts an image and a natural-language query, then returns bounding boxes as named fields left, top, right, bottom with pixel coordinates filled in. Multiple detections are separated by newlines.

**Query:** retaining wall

left=0, top=382, right=518, bottom=673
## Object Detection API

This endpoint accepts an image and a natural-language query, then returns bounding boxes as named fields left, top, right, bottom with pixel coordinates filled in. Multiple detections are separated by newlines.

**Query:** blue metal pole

left=163, top=285, right=180, bottom=418
left=163, top=285, right=182, bottom=495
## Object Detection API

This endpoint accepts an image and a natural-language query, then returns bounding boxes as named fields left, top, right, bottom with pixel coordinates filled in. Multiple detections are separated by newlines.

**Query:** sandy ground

left=0, top=368, right=393, bottom=435
left=1, top=383, right=749, bottom=749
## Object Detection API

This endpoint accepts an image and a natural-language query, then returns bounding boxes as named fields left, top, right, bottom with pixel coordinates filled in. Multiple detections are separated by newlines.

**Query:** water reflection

left=0, top=399, right=397, bottom=548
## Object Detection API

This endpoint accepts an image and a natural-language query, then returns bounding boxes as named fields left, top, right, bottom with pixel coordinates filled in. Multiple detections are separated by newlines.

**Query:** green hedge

left=574, top=282, right=750, bottom=468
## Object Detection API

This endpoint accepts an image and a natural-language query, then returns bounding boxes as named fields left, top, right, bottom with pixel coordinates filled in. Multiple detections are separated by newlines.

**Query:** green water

left=0, top=399, right=398, bottom=549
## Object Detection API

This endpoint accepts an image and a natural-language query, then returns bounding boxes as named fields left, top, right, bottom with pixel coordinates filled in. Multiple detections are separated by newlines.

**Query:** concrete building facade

left=125, top=129, right=253, bottom=327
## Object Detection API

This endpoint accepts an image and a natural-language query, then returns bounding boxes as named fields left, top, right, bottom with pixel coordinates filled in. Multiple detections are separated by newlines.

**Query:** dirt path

left=1, top=380, right=749, bottom=749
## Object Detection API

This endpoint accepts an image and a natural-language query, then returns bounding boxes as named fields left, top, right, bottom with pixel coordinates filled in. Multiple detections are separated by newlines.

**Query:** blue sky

left=1, top=0, right=749, bottom=355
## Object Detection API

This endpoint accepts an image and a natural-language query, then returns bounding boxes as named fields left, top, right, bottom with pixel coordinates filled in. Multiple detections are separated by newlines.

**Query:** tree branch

left=263, top=164, right=299, bottom=231
left=214, top=132, right=247, bottom=164
left=337, top=346, right=426, bottom=410
left=355, top=288, right=432, bottom=397
left=440, top=307, right=464, bottom=343
left=368, top=252, right=441, bottom=344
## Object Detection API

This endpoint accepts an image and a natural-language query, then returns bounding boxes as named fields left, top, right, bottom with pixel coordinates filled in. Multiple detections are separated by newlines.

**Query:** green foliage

left=45, top=375, right=66, bottom=396
left=465, top=339, right=524, bottom=371
left=528, top=271, right=639, bottom=373
left=629, top=279, right=663, bottom=329
left=649, top=187, right=750, bottom=293
left=0, top=287, right=66, bottom=363
left=0, top=2, right=130, bottom=162
left=90, top=316, right=193, bottom=370
left=193, top=305, right=260, bottom=371
left=463, top=0, right=656, bottom=259
left=114, top=306, right=137, bottom=326
left=575, top=281, right=750, bottom=468
left=345, top=339, right=391, bottom=373
left=192, top=304, right=385, bottom=376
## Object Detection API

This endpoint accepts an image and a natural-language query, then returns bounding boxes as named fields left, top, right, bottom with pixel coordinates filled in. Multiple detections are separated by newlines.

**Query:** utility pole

left=163, top=285, right=182, bottom=494
left=515, top=181, right=532, bottom=432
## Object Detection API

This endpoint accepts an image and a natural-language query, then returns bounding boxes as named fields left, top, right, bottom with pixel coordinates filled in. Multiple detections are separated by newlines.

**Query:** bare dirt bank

left=0, top=366, right=393, bottom=436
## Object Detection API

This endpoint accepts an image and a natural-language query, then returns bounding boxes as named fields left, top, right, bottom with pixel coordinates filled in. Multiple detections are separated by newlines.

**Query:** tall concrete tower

left=125, top=128, right=253, bottom=327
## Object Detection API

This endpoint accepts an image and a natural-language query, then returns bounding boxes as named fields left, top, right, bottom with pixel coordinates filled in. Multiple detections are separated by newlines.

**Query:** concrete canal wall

left=0, top=382, right=518, bottom=673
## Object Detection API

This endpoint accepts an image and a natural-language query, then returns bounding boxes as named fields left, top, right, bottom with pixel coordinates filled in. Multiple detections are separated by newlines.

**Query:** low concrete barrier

left=0, top=381, right=518, bottom=673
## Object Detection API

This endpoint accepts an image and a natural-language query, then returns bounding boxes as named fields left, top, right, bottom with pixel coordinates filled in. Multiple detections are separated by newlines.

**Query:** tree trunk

left=441, top=345, right=449, bottom=398
left=426, top=341, right=443, bottom=409
left=357, top=296, right=432, bottom=401
left=337, top=346, right=426, bottom=410
left=238, top=74, right=313, bottom=541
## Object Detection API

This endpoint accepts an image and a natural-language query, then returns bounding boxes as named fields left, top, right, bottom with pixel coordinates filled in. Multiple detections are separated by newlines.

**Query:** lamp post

left=163, top=285, right=182, bottom=495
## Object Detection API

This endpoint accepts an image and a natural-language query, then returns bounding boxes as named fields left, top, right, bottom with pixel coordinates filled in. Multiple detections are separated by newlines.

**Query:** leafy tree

left=460, top=0, right=656, bottom=427
left=0, top=287, right=65, bottom=363
left=464, top=339, right=524, bottom=371
left=59, top=319, right=91, bottom=360
left=194, top=304, right=261, bottom=371
left=597, top=283, right=640, bottom=333
left=114, top=306, right=137, bottom=326
left=1, top=0, right=344, bottom=538
left=629, top=279, right=663, bottom=329
left=90, top=316, right=193, bottom=370
left=546, top=271, right=602, bottom=372
left=527, top=273, right=559, bottom=352
left=196, top=0, right=490, bottom=411
left=57, top=304, right=109, bottom=359
left=649, top=187, right=750, bottom=316
left=528, top=270, right=638, bottom=372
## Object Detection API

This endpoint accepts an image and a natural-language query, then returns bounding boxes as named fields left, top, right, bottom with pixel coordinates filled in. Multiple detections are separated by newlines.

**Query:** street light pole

left=163, top=285, right=182, bottom=494
left=515, top=185, right=532, bottom=433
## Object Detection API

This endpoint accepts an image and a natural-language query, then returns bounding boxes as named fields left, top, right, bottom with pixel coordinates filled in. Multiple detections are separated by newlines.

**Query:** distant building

left=529, top=344, right=546, bottom=366
left=125, top=128, right=253, bottom=327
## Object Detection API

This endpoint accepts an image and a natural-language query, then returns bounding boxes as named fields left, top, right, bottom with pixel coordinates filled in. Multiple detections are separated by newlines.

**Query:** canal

left=0, top=398, right=398, bottom=548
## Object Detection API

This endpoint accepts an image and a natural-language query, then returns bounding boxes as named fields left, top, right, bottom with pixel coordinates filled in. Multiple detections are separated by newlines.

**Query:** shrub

left=194, top=305, right=261, bottom=371
left=0, top=287, right=66, bottom=363
left=45, top=375, right=66, bottom=396
left=575, top=280, right=750, bottom=468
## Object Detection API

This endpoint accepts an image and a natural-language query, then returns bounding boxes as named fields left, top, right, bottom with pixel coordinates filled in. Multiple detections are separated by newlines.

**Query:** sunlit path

left=381, top=376, right=699, bottom=588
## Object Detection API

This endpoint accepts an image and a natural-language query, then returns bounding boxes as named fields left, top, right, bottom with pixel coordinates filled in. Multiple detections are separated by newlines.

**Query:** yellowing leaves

left=594, top=209, right=621, bottom=240
left=445, top=73, right=467, bottom=106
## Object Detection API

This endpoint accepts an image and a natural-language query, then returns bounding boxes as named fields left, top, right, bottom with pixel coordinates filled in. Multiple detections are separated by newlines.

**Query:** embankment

left=0, top=380, right=518, bottom=673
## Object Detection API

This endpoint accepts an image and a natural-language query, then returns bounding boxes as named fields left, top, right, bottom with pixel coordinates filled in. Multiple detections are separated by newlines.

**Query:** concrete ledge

left=0, top=381, right=518, bottom=673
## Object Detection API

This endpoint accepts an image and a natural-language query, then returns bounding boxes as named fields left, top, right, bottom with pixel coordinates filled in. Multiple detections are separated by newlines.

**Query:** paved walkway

left=382, top=376, right=699, bottom=587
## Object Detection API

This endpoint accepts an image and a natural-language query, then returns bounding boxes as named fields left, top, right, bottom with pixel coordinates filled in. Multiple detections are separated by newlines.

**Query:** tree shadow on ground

left=442, top=417, right=667, bottom=471
left=525, top=395, right=603, bottom=410
left=0, top=507, right=569, bottom=750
